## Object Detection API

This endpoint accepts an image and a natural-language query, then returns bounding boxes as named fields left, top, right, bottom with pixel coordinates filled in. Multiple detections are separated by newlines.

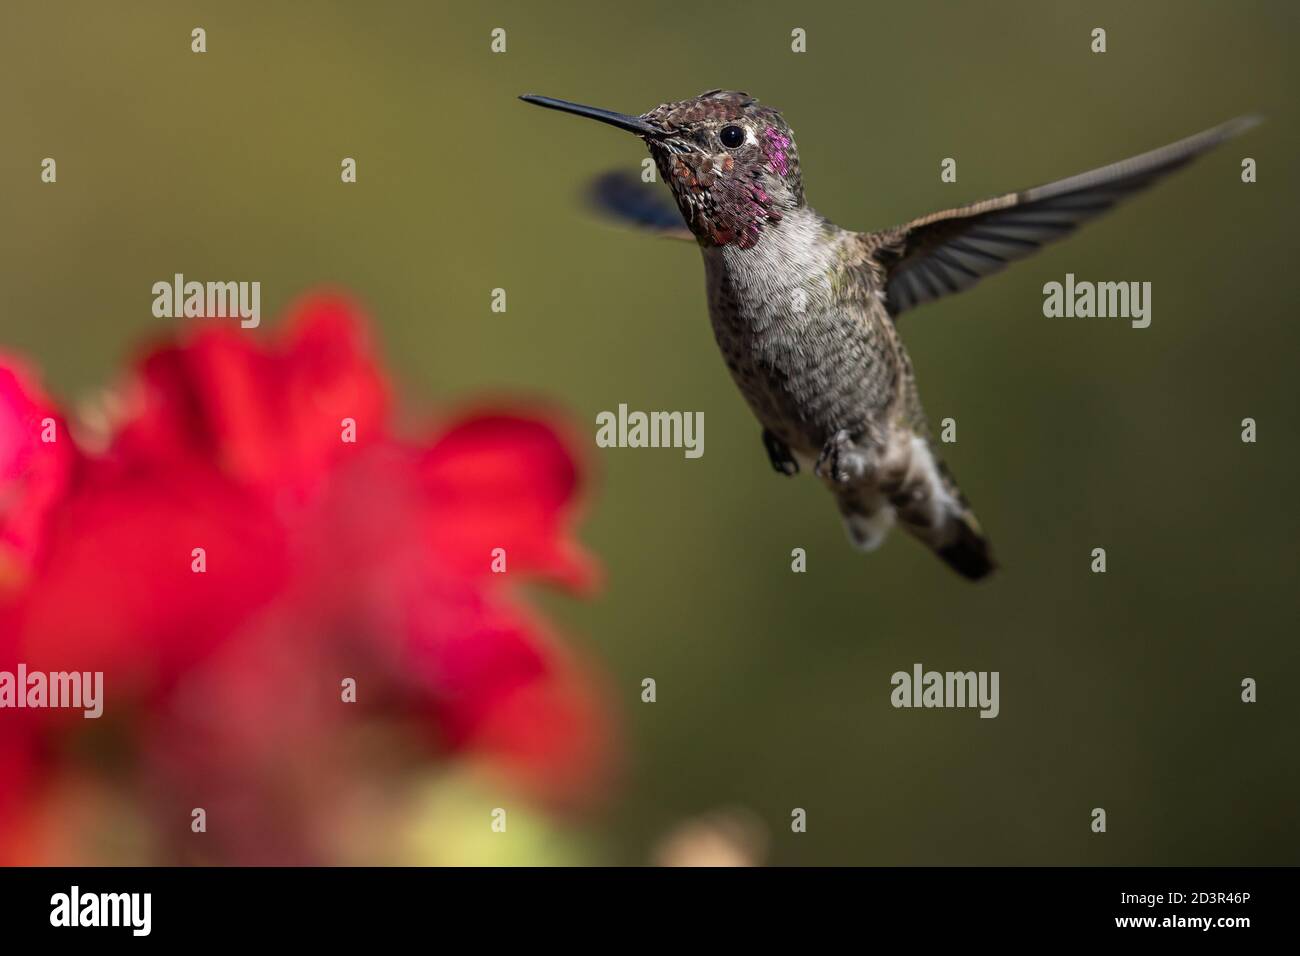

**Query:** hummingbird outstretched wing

left=867, top=116, right=1261, bottom=318
left=584, top=170, right=694, bottom=240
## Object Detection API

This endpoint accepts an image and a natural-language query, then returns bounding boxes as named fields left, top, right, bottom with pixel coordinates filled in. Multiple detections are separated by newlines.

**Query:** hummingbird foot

left=815, top=429, right=874, bottom=485
left=762, top=429, right=799, bottom=476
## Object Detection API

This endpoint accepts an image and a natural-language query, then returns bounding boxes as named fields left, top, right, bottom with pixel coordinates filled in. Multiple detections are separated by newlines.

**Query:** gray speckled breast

left=701, top=209, right=903, bottom=456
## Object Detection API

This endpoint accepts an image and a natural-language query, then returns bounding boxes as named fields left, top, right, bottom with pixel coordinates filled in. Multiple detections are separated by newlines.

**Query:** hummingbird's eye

left=719, top=125, right=745, bottom=149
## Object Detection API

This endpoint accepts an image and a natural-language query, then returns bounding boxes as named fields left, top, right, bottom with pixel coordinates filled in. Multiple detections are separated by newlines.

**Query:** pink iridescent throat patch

left=762, top=126, right=792, bottom=176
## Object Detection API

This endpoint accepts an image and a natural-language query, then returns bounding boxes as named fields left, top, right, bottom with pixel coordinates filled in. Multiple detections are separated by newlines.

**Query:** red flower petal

left=111, top=293, right=388, bottom=496
left=400, top=582, right=612, bottom=803
left=13, top=460, right=290, bottom=692
left=0, top=355, right=76, bottom=586
left=418, top=413, right=598, bottom=590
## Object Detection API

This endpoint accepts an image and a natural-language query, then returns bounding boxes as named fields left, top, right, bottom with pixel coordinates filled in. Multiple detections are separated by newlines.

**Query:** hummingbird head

left=521, top=90, right=804, bottom=249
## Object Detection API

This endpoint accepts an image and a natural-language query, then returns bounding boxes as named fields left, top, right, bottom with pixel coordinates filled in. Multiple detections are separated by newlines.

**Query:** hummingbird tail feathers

left=929, top=509, right=996, bottom=581
left=894, top=494, right=993, bottom=582
left=903, top=453, right=997, bottom=581
left=835, top=437, right=996, bottom=581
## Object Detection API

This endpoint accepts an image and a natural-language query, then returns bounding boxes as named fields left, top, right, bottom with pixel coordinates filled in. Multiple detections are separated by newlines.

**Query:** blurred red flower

left=0, top=293, right=610, bottom=864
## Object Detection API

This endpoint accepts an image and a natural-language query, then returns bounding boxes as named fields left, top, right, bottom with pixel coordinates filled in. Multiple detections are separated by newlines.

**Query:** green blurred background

left=2, top=1, right=1297, bottom=865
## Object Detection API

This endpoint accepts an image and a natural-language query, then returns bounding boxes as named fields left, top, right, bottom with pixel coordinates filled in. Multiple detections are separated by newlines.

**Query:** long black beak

left=520, top=94, right=662, bottom=137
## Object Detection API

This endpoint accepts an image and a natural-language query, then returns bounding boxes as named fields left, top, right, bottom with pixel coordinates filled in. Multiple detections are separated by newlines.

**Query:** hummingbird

left=520, top=90, right=1257, bottom=580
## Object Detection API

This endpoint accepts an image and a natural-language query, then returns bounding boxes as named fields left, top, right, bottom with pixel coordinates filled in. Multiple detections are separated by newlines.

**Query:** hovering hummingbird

left=521, top=90, right=1257, bottom=580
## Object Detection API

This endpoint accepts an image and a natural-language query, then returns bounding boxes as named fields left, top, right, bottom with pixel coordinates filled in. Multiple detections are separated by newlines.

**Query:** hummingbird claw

left=762, top=429, right=799, bottom=476
left=815, top=430, right=872, bottom=485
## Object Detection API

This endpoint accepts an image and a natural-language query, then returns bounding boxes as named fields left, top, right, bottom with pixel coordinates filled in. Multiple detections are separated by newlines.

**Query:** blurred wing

left=585, top=170, right=693, bottom=240
left=870, top=116, right=1261, bottom=317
